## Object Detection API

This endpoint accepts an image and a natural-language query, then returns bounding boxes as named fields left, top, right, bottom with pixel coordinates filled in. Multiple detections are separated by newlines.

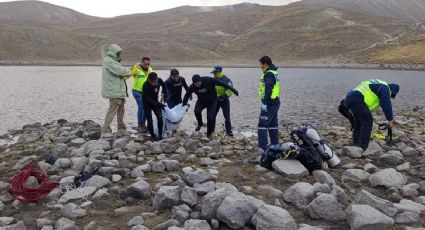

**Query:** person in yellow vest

left=131, top=57, right=153, bottom=133
left=345, top=79, right=399, bottom=150
left=258, top=56, right=280, bottom=151
left=212, top=66, right=234, bottom=136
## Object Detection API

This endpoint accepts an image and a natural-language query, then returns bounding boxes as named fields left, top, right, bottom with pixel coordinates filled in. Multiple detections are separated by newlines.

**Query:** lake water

left=0, top=66, right=424, bottom=134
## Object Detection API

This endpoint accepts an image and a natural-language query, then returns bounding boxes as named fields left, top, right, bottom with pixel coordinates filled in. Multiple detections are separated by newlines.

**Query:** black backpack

left=289, top=129, right=323, bottom=172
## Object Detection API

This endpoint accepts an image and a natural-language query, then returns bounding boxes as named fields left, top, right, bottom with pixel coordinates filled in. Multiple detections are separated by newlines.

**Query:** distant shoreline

left=1, top=61, right=424, bottom=71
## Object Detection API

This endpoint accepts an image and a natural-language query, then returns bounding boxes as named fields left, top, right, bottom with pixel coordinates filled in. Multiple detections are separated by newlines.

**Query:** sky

left=0, top=0, right=300, bottom=17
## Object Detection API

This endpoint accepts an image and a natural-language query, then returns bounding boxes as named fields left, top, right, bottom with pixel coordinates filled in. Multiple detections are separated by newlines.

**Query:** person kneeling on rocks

left=142, top=72, right=167, bottom=141
left=344, top=79, right=399, bottom=150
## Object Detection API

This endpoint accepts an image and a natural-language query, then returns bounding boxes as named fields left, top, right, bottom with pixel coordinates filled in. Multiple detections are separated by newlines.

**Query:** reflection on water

left=0, top=66, right=424, bottom=134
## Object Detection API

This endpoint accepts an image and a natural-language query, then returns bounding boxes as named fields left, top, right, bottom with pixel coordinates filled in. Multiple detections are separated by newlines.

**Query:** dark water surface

left=0, top=66, right=424, bottom=134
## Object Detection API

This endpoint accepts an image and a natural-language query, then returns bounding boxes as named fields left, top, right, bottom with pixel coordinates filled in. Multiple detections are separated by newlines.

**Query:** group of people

left=101, top=44, right=400, bottom=152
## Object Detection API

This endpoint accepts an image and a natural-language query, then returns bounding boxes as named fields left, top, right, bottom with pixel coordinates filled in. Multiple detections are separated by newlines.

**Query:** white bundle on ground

left=153, top=103, right=188, bottom=137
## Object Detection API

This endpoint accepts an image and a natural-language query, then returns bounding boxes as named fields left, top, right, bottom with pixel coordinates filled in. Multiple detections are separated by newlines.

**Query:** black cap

left=192, top=74, right=201, bottom=83
left=148, top=72, right=158, bottom=81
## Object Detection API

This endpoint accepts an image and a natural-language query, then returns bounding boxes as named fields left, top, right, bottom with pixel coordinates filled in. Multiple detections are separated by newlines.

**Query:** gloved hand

left=232, top=89, right=239, bottom=96
left=261, top=103, right=267, bottom=112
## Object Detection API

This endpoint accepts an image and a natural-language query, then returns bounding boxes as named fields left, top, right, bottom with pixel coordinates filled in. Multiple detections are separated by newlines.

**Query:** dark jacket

left=346, top=83, right=396, bottom=121
left=262, top=64, right=280, bottom=106
left=142, top=78, right=167, bottom=108
left=183, top=77, right=235, bottom=105
left=165, top=76, right=189, bottom=101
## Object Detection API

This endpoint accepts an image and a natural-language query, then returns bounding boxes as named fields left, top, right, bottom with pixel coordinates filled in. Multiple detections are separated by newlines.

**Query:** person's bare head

left=148, top=72, right=158, bottom=86
left=192, top=74, right=202, bottom=88
left=141, top=57, right=151, bottom=69
left=170, top=69, right=179, bottom=81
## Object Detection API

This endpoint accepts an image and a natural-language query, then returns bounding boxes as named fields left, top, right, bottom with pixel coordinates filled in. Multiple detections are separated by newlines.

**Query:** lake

left=0, top=66, right=424, bottom=134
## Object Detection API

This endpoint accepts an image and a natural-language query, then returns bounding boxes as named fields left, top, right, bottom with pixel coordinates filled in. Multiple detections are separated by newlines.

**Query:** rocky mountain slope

left=0, top=1, right=419, bottom=65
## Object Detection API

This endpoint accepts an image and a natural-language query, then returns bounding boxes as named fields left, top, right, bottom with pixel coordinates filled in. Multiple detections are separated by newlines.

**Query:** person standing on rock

left=183, top=75, right=239, bottom=138
left=345, top=79, right=399, bottom=150
left=131, top=57, right=153, bottom=133
left=212, top=66, right=235, bottom=136
left=165, top=68, right=189, bottom=109
left=101, top=44, right=131, bottom=136
left=142, top=72, right=168, bottom=141
left=257, top=56, right=281, bottom=151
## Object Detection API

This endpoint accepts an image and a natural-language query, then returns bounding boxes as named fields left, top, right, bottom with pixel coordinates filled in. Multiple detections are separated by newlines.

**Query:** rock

left=128, top=216, right=145, bottom=226
left=395, top=212, right=419, bottom=224
left=114, top=206, right=140, bottom=217
left=55, top=217, right=77, bottom=230
left=12, top=155, right=38, bottom=170
left=126, top=142, right=142, bottom=153
left=342, top=146, right=363, bottom=158
left=362, top=142, right=384, bottom=158
left=0, top=217, right=14, bottom=227
left=84, top=221, right=100, bottom=230
left=396, top=162, right=410, bottom=172
left=298, top=223, right=324, bottom=230
left=201, top=187, right=236, bottom=221
left=342, top=169, right=370, bottom=183
left=364, top=163, right=379, bottom=173
left=416, top=196, right=425, bottom=205
left=241, top=186, right=253, bottom=194
left=331, top=185, right=350, bottom=206
left=379, top=153, right=404, bottom=166
left=17, top=131, right=42, bottom=144
left=173, top=210, right=189, bottom=224
left=24, top=176, right=39, bottom=188
left=182, top=169, right=214, bottom=186
left=152, top=186, right=182, bottom=211
left=120, top=180, right=152, bottom=200
left=369, top=168, right=407, bottom=188
left=131, top=165, right=146, bottom=178
left=113, top=137, right=130, bottom=149
left=401, top=184, right=419, bottom=198
left=312, top=170, right=336, bottom=185
left=210, top=219, right=219, bottom=229
left=251, top=204, right=297, bottom=230
left=304, top=194, right=346, bottom=221
left=92, top=188, right=110, bottom=200
left=272, top=160, right=308, bottom=178
left=312, top=183, right=331, bottom=194
left=1, top=221, right=27, bottom=230
left=183, top=219, right=211, bottom=230
left=60, top=203, right=86, bottom=219
left=346, top=205, right=394, bottom=230
left=83, top=140, right=110, bottom=155
left=112, top=174, right=122, bottom=183
left=152, top=162, right=165, bottom=173
left=36, top=218, right=53, bottom=229
left=194, top=181, right=215, bottom=196
left=162, top=160, right=179, bottom=171
left=402, top=147, right=418, bottom=157
left=85, top=175, right=110, bottom=189
left=154, top=219, right=179, bottom=230
left=56, top=158, right=72, bottom=168
left=352, top=190, right=398, bottom=217
left=71, top=156, right=89, bottom=170
left=258, top=185, right=284, bottom=198
left=181, top=186, right=197, bottom=206
left=216, top=192, right=264, bottom=229
left=69, top=138, right=85, bottom=147
left=395, top=199, right=425, bottom=215
left=59, top=186, right=97, bottom=203
left=283, top=182, right=315, bottom=209
left=200, top=158, right=215, bottom=166
left=52, top=143, right=69, bottom=157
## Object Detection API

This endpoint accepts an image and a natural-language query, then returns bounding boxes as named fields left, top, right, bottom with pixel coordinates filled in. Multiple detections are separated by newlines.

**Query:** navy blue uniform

left=165, top=76, right=189, bottom=109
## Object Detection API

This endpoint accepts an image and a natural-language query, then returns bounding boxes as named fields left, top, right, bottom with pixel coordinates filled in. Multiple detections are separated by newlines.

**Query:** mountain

left=0, top=0, right=100, bottom=25
left=301, top=0, right=425, bottom=22
left=0, top=1, right=422, bottom=65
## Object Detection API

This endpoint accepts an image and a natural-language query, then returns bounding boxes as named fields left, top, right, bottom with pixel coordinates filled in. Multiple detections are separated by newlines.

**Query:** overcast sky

left=0, top=0, right=300, bottom=17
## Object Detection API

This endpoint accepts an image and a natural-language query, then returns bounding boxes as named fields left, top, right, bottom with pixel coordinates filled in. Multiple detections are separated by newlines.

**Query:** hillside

left=301, top=0, right=425, bottom=22
left=0, top=1, right=422, bottom=65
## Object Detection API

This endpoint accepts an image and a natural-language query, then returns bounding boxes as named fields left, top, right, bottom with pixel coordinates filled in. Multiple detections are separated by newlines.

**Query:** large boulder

left=119, top=180, right=152, bottom=200
left=395, top=199, right=425, bottom=215
left=272, top=160, right=308, bottom=178
left=345, top=205, right=394, bottom=230
left=152, top=186, right=182, bottom=211
left=84, top=175, right=110, bottom=189
left=379, top=153, right=405, bottom=166
left=182, top=169, right=214, bottom=186
left=304, top=194, right=346, bottom=221
left=283, top=182, right=315, bottom=209
left=312, top=170, right=336, bottom=185
left=181, top=186, right=198, bottom=207
left=201, top=187, right=237, bottom=221
left=369, top=168, right=407, bottom=188
left=352, top=190, right=398, bottom=217
left=183, top=219, right=211, bottom=230
left=342, top=146, right=363, bottom=159
left=59, top=186, right=97, bottom=203
left=251, top=204, right=297, bottom=230
left=216, top=192, right=264, bottom=229
left=60, top=203, right=86, bottom=219
left=83, top=140, right=110, bottom=155
left=342, top=169, right=370, bottom=183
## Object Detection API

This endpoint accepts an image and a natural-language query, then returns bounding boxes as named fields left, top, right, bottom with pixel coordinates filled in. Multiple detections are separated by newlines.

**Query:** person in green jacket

left=101, top=44, right=131, bottom=135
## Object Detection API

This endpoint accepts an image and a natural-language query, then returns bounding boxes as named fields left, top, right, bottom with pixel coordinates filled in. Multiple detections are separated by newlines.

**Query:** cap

left=210, top=66, right=222, bottom=73
left=388, top=83, right=399, bottom=99
left=148, top=72, right=158, bottom=81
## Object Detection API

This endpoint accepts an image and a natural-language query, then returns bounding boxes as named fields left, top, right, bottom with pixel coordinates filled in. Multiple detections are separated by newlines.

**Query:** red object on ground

left=9, top=163, right=59, bottom=203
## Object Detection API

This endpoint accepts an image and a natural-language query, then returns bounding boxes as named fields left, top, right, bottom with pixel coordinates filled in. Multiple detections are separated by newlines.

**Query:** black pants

left=194, top=100, right=217, bottom=135
left=143, top=104, right=163, bottom=139
left=345, top=96, right=373, bottom=150
left=167, top=97, right=182, bottom=109
left=215, top=97, right=232, bottom=133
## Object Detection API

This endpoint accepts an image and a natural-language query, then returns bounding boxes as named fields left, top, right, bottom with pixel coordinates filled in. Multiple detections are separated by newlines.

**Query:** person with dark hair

left=142, top=72, right=167, bottom=141
left=183, top=75, right=239, bottom=138
left=211, top=66, right=234, bottom=136
left=165, top=68, right=189, bottom=109
left=101, top=44, right=131, bottom=136
left=131, top=56, right=152, bottom=133
left=345, top=79, right=400, bottom=150
left=257, top=56, right=281, bottom=151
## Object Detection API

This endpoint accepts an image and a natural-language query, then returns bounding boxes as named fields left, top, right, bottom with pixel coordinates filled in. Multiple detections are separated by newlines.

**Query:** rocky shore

left=0, top=107, right=424, bottom=230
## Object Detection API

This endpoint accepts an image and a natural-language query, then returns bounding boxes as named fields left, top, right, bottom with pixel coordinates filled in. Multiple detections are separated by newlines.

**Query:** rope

left=9, top=163, right=59, bottom=203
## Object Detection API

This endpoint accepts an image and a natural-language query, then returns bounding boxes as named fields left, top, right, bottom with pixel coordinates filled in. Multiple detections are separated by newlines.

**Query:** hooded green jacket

left=101, top=44, right=131, bottom=99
